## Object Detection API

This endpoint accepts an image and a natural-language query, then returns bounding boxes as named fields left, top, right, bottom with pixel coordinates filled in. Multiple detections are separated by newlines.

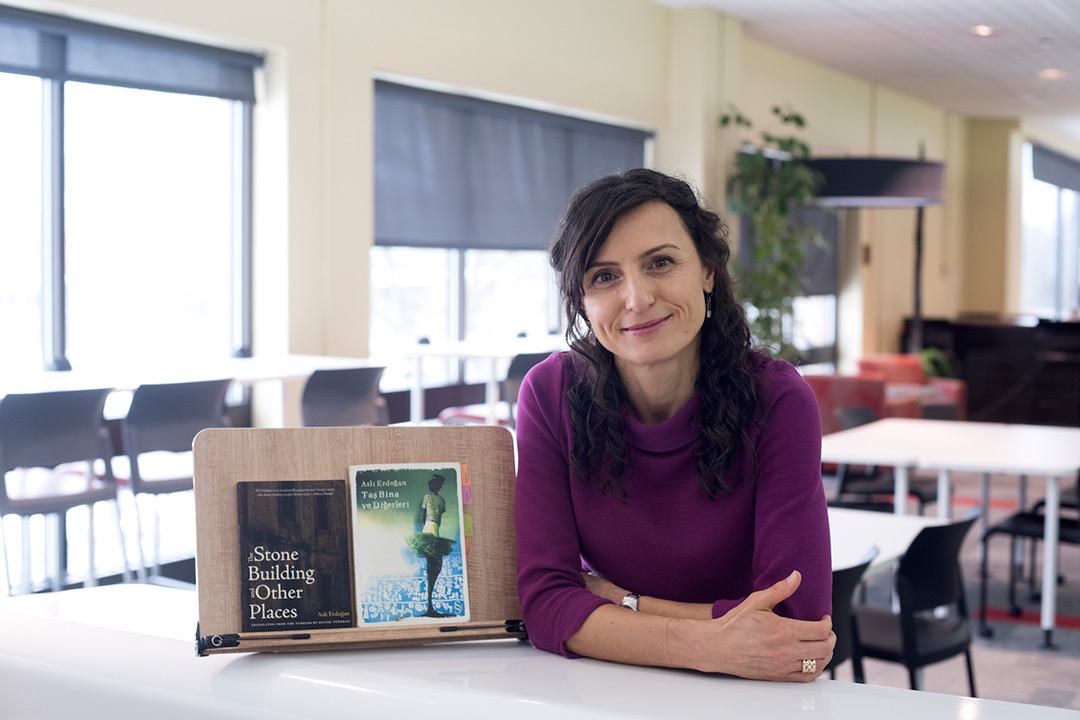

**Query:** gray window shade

left=1033, top=144, right=1080, bottom=194
left=374, top=80, right=651, bottom=250
left=738, top=206, right=838, bottom=296
left=794, top=206, right=839, bottom=296
left=0, top=5, right=263, bottom=102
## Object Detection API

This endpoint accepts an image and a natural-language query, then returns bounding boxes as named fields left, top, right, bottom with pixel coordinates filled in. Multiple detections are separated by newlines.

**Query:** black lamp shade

left=807, top=158, right=944, bottom=207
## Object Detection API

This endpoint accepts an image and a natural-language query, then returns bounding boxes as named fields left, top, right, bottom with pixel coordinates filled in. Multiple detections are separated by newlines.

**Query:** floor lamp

left=806, top=157, right=945, bottom=354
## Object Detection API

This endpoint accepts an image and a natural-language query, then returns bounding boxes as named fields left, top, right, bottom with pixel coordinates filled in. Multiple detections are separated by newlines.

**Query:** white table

left=1, top=584, right=1072, bottom=720
left=821, top=418, right=1080, bottom=646
left=828, top=506, right=943, bottom=575
left=0, top=354, right=383, bottom=426
left=407, top=338, right=565, bottom=424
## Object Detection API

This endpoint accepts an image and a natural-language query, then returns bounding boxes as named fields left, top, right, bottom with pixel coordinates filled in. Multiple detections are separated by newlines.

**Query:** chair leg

left=132, top=492, right=148, bottom=582
left=979, top=531, right=991, bottom=635
left=851, top=651, right=866, bottom=684
left=908, top=666, right=923, bottom=691
left=20, top=516, right=32, bottom=594
left=1, top=514, right=12, bottom=597
left=113, top=498, right=132, bottom=583
left=151, top=495, right=162, bottom=578
left=85, top=501, right=97, bottom=588
left=850, top=617, right=866, bottom=683
left=0, top=518, right=8, bottom=595
left=47, top=513, right=62, bottom=592
left=1007, top=535, right=1019, bottom=615
left=965, top=649, right=977, bottom=698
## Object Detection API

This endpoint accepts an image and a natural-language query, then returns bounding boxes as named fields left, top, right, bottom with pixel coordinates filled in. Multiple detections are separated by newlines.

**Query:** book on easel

left=237, top=479, right=354, bottom=632
left=193, top=426, right=524, bottom=655
left=350, top=462, right=469, bottom=626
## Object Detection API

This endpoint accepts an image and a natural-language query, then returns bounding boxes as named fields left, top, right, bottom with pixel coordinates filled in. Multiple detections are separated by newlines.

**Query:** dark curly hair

left=549, top=168, right=759, bottom=499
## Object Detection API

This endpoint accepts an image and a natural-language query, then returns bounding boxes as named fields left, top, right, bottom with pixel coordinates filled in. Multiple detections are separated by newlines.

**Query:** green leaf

left=720, top=103, right=833, bottom=360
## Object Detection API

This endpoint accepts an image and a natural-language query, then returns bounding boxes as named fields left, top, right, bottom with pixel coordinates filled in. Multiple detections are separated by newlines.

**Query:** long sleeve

left=709, top=361, right=832, bottom=621
left=514, top=354, right=610, bottom=657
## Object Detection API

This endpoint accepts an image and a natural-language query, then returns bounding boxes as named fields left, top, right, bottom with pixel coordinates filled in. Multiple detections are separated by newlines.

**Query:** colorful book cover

left=237, top=480, right=354, bottom=632
left=349, top=462, right=470, bottom=626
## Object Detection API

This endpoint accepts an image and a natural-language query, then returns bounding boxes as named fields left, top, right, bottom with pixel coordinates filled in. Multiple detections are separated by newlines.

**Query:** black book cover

left=238, top=480, right=354, bottom=632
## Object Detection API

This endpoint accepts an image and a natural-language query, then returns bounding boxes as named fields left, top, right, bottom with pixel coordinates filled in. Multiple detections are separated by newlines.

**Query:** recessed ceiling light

left=969, top=24, right=995, bottom=37
left=1038, top=68, right=1068, bottom=81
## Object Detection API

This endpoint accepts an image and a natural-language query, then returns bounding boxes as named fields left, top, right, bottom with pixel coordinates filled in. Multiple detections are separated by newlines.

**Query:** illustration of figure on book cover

left=350, top=462, right=470, bottom=625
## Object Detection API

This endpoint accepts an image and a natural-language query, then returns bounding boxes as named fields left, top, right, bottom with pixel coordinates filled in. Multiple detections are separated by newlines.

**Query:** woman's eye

left=652, top=256, right=673, bottom=269
left=591, top=270, right=615, bottom=285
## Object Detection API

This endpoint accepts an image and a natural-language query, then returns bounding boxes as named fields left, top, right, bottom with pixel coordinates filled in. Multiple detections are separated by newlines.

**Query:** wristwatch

left=619, top=593, right=640, bottom=611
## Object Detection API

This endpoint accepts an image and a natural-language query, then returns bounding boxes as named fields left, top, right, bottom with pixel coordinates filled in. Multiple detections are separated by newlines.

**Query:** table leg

left=410, top=355, right=424, bottom=424
left=936, top=469, right=951, bottom=520
left=1040, top=476, right=1061, bottom=649
left=894, top=466, right=910, bottom=515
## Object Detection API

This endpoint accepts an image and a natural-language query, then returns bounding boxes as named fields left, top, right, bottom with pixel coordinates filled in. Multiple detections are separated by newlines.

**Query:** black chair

left=301, top=367, right=388, bottom=427
left=117, top=379, right=233, bottom=579
left=1025, top=482, right=1080, bottom=587
left=978, top=506, right=1080, bottom=637
left=827, top=547, right=878, bottom=682
left=0, top=388, right=130, bottom=594
left=830, top=405, right=938, bottom=515
left=854, top=515, right=978, bottom=696
left=438, top=352, right=552, bottom=428
left=1031, top=482, right=1079, bottom=515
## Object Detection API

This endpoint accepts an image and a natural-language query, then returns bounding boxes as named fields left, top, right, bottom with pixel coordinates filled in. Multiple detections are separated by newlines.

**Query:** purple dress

left=514, top=351, right=831, bottom=657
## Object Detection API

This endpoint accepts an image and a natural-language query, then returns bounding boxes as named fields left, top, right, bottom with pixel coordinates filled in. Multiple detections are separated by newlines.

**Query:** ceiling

left=650, top=0, right=1080, bottom=131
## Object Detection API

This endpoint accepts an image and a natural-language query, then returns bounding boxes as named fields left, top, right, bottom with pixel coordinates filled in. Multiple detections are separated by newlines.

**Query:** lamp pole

left=908, top=204, right=925, bottom=354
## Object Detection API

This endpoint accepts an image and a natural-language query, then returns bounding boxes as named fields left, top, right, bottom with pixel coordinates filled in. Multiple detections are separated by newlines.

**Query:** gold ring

left=801, top=658, right=817, bottom=674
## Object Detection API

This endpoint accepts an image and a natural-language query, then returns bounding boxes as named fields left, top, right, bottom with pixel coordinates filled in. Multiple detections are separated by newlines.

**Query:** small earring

left=705, top=291, right=713, bottom=319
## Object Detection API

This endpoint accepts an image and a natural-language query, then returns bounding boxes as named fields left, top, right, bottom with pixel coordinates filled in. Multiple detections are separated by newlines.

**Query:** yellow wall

left=740, top=39, right=873, bottom=156
left=739, top=40, right=963, bottom=362
left=12, top=0, right=1074, bottom=373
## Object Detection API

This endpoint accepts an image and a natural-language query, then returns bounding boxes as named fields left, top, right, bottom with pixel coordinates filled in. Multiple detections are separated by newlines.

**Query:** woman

left=514, top=168, right=834, bottom=681
left=406, top=473, right=455, bottom=618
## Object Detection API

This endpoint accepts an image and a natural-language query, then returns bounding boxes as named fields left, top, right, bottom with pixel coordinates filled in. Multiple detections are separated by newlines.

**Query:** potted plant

left=720, top=105, right=824, bottom=360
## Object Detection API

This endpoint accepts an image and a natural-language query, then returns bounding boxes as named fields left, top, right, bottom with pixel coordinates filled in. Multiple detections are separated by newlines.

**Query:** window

left=0, top=6, right=262, bottom=374
left=0, top=72, right=43, bottom=372
left=791, top=207, right=839, bottom=371
left=738, top=205, right=839, bottom=372
left=1022, top=143, right=1080, bottom=319
left=372, top=80, right=651, bottom=391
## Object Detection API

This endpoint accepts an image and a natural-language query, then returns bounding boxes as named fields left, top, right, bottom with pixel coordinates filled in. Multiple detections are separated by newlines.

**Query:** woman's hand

left=672, top=570, right=835, bottom=681
left=581, top=571, right=627, bottom=605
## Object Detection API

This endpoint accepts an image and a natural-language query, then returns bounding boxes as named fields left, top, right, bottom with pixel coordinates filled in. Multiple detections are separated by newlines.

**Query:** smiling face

left=582, top=201, right=715, bottom=381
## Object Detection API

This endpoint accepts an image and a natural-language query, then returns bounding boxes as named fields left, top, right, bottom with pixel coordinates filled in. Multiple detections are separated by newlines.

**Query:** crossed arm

left=569, top=570, right=835, bottom=681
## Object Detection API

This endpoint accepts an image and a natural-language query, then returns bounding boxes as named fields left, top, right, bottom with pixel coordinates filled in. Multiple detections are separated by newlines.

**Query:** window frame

left=0, top=6, right=262, bottom=371
left=371, top=79, right=652, bottom=390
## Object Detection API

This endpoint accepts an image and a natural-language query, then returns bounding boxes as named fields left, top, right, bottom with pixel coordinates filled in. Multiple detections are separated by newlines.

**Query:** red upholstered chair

left=857, top=354, right=926, bottom=384
left=803, top=374, right=936, bottom=514
left=802, top=375, right=887, bottom=436
left=856, top=353, right=967, bottom=421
